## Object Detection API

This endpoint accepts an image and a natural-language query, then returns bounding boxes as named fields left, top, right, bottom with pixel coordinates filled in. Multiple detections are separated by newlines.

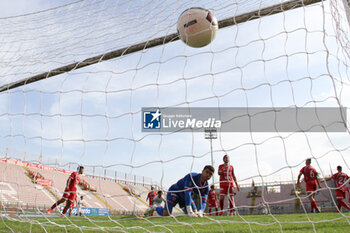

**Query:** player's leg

left=146, top=189, right=176, bottom=216
left=311, top=192, right=320, bottom=213
left=338, top=199, right=350, bottom=210
left=219, top=183, right=227, bottom=215
left=62, top=192, right=76, bottom=215
left=307, top=193, right=314, bottom=212
left=308, top=193, right=317, bottom=212
left=312, top=182, right=320, bottom=213
left=228, top=185, right=235, bottom=216
left=155, top=201, right=174, bottom=216
left=47, top=197, right=66, bottom=214
left=62, top=199, right=72, bottom=215
left=219, top=195, right=225, bottom=215
left=336, top=198, right=342, bottom=211
left=228, top=195, right=235, bottom=216
left=76, top=205, right=81, bottom=216
left=306, top=181, right=319, bottom=213
left=336, top=190, right=350, bottom=211
left=161, top=188, right=179, bottom=216
left=70, top=200, right=75, bottom=217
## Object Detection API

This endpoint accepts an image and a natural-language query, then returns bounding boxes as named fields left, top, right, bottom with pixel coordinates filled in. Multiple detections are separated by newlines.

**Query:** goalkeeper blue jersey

left=171, top=172, right=209, bottom=210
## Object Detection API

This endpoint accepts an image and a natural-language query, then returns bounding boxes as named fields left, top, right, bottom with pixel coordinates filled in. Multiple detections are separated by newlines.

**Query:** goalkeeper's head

left=201, top=165, right=215, bottom=182
left=77, top=165, right=84, bottom=174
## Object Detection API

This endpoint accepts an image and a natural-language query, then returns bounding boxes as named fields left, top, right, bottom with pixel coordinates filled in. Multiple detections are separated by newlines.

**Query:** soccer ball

left=177, top=7, right=218, bottom=48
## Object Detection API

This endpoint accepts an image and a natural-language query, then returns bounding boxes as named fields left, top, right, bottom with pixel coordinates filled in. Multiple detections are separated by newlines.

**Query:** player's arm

left=346, top=175, right=350, bottom=186
left=183, top=175, right=196, bottom=216
left=218, top=166, right=223, bottom=175
left=297, top=172, right=302, bottom=185
left=316, top=175, right=322, bottom=188
left=232, top=172, right=240, bottom=192
left=199, top=193, right=208, bottom=212
left=324, top=176, right=332, bottom=182
left=196, top=189, right=209, bottom=218
left=315, top=171, right=322, bottom=188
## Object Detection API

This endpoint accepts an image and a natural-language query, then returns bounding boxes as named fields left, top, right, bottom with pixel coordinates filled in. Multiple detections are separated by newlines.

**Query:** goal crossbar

left=0, top=0, right=321, bottom=92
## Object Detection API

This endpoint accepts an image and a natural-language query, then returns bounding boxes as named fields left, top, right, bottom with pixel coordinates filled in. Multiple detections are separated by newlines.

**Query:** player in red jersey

left=207, top=184, right=219, bottom=216
left=324, top=165, right=350, bottom=211
left=218, top=155, right=240, bottom=216
left=146, top=186, right=157, bottom=207
left=297, top=158, right=321, bottom=213
left=146, top=186, right=157, bottom=216
left=46, top=165, right=84, bottom=216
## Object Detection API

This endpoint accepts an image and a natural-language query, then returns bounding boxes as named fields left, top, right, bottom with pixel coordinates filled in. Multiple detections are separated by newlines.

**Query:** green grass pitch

left=0, top=212, right=349, bottom=232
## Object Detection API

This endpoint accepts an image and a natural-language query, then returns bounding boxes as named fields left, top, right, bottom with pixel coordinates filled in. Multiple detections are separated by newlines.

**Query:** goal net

left=0, top=0, right=349, bottom=231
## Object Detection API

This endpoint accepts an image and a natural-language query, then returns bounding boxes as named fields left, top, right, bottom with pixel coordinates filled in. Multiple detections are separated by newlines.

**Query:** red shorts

left=336, top=187, right=347, bottom=199
left=208, top=202, right=218, bottom=208
left=305, top=180, right=317, bottom=192
left=220, top=182, right=235, bottom=195
left=62, top=189, right=77, bottom=202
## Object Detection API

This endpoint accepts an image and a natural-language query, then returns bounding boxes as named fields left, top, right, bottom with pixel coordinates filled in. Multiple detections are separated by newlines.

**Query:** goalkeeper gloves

left=186, top=206, right=197, bottom=217
left=197, top=210, right=204, bottom=218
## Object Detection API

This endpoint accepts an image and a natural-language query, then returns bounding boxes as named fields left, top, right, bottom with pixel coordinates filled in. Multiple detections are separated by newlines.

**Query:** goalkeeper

left=145, top=165, right=214, bottom=217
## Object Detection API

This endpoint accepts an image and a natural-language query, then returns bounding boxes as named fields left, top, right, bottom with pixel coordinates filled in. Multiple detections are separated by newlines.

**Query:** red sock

left=229, top=197, right=234, bottom=214
left=50, top=203, right=57, bottom=210
left=312, top=201, right=318, bottom=211
left=310, top=201, right=315, bottom=212
left=215, top=207, right=218, bottom=216
left=338, top=199, right=350, bottom=210
left=209, top=208, right=212, bottom=216
left=62, top=207, right=69, bottom=215
left=220, top=199, right=224, bottom=211
left=337, top=202, right=342, bottom=211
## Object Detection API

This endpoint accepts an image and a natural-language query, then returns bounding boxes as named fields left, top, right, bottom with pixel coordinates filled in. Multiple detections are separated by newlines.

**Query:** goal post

left=0, top=0, right=322, bottom=92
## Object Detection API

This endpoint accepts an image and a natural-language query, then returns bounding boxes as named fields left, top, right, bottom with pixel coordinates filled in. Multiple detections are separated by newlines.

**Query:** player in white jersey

left=76, top=195, right=85, bottom=216
left=153, top=191, right=164, bottom=207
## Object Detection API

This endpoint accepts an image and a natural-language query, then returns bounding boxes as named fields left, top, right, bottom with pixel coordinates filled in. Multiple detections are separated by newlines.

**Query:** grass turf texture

left=0, top=212, right=349, bottom=232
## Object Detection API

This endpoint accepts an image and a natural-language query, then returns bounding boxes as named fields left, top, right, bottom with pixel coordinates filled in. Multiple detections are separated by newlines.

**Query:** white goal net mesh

left=0, top=0, right=350, bottom=231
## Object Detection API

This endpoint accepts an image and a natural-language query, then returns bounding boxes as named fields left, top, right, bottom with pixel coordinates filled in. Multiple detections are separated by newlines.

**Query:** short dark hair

left=157, top=190, right=162, bottom=195
left=306, top=158, right=311, bottom=164
left=203, top=165, right=215, bottom=173
left=210, top=184, right=215, bottom=189
left=78, top=165, right=84, bottom=171
left=337, top=165, right=342, bottom=171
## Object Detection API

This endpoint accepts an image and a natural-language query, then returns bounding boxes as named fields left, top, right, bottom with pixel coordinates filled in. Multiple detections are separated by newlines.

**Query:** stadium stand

left=0, top=158, right=149, bottom=215
left=0, top=162, right=55, bottom=205
left=82, top=175, right=147, bottom=213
